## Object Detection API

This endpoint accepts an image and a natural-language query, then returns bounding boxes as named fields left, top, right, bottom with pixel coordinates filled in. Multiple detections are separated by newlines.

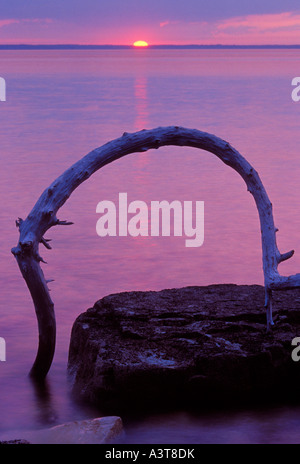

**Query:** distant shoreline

left=1, top=44, right=300, bottom=50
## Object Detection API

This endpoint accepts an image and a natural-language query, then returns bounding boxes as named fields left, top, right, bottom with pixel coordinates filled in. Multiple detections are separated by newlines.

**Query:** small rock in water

left=1, top=416, right=123, bottom=445
left=0, top=439, right=30, bottom=444
left=33, top=416, right=123, bottom=444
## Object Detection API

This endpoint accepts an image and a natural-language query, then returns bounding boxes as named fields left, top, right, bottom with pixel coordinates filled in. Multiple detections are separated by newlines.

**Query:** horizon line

left=1, top=43, right=300, bottom=50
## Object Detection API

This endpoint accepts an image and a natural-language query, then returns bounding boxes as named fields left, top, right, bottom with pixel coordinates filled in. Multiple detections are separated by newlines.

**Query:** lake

left=1, top=49, right=300, bottom=443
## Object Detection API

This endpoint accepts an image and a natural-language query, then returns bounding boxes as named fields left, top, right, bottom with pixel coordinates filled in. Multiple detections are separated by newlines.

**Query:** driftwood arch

left=11, top=126, right=300, bottom=380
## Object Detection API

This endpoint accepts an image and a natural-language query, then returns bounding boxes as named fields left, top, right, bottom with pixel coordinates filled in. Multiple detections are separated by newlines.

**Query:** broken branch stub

left=11, top=126, right=300, bottom=379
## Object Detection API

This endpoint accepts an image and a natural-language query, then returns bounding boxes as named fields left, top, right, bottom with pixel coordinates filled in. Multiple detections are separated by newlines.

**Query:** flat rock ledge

left=68, top=284, right=300, bottom=411
left=0, top=416, right=123, bottom=445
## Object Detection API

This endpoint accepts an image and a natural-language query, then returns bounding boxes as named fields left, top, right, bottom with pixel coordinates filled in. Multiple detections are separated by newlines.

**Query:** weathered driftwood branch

left=11, top=126, right=300, bottom=379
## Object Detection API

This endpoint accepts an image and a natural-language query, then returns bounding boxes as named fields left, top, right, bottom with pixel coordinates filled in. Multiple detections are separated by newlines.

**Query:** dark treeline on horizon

left=1, top=44, right=300, bottom=50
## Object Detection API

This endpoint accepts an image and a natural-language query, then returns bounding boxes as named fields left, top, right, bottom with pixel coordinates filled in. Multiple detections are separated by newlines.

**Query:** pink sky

left=1, top=10, right=300, bottom=45
left=156, top=11, right=300, bottom=45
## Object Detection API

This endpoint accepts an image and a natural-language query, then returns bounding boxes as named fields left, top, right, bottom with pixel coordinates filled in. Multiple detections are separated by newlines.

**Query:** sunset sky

left=1, top=0, right=300, bottom=45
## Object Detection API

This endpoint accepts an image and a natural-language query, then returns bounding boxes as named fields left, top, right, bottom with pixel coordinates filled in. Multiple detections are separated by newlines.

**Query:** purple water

left=1, top=49, right=300, bottom=443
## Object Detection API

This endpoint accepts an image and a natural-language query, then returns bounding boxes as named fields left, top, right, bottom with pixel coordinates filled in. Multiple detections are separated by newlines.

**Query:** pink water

left=1, top=49, right=300, bottom=442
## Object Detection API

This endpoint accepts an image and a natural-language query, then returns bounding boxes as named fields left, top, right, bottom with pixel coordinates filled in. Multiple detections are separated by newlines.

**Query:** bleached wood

left=11, top=126, right=300, bottom=379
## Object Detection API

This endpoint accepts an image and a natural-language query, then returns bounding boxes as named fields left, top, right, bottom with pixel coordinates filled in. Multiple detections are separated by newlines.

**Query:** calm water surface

left=1, top=49, right=300, bottom=443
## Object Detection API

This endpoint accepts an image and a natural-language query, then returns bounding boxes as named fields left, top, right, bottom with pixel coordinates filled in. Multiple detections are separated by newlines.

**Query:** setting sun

left=133, top=40, right=149, bottom=47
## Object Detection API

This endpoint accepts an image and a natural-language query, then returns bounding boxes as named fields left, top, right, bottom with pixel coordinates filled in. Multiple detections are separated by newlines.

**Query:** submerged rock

left=0, top=439, right=30, bottom=444
left=0, top=417, right=123, bottom=445
left=68, top=284, right=300, bottom=411
left=32, top=416, right=123, bottom=444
